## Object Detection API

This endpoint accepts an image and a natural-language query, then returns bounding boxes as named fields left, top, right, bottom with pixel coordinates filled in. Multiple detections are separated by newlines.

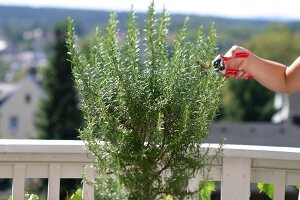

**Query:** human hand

left=223, top=45, right=252, bottom=79
left=226, top=70, right=251, bottom=79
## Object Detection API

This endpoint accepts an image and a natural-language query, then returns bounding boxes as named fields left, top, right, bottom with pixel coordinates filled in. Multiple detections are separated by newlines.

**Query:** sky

left=0, top=0, right=300, bottom=20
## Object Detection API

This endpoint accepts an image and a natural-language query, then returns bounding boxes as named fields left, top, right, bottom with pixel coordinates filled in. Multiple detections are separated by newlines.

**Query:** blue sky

left=0, top=0, right=299, bottom=20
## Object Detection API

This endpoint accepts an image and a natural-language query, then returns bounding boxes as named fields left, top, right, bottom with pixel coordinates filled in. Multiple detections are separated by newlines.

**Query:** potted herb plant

left=66, top=2, right=224, bottom=199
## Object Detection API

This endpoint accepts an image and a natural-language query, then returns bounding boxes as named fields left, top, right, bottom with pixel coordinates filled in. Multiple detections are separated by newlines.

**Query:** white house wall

left=0, top=76, right=43, bottom=139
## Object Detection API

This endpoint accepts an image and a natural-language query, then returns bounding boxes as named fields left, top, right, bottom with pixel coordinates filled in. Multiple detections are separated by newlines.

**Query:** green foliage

left=165, top=194, right=174, bottom=200
left=199, top=181, right=216, bottom=200
left=8, top=192, right=39, bottom=200
left=257, top=183, right=300, bottom=200
left=70, top=188, right=82, bottom=200
left=66, top=2, right=224, bottom=199
left=222, top=79, right=275, bottom=121
left=94, top=177, right=128, bottom=199
left=257, top=183, right=274, bottom=199
left=247, top=24, right=300, bottom=65
left=35, top=20, right=83, bottom=140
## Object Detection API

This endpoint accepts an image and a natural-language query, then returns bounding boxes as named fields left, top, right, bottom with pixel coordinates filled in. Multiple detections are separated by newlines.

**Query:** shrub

left=66, top=2, right=224, bottom=199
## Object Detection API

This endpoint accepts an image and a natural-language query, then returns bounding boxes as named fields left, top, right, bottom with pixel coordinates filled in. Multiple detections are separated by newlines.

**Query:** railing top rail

left=0, top=139, right=300, bottom=161
left=204, top=143, right=300, bottom=161
left=0, top=139, right=85, bottom=154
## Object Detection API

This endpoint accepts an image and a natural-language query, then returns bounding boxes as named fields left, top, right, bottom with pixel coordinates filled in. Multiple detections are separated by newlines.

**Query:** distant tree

left=0, top=60, right=9, bottom=81
left=247, top=23, right=300, bottom=65
left=222, top=79, right=275, bottom=121
left=221, top=24, right=300, bottom=122
left=36, top=21, right=83, bottom=140
left=35, top=21, right=83, bottom=198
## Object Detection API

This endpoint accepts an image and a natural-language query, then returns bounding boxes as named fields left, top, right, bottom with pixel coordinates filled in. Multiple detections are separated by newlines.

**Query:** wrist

left=244, top=51, right=256, bottom=71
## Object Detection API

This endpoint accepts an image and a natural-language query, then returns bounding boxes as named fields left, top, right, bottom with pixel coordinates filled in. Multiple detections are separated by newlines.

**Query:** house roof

left=0, top=74, right=44, bottom=109
left=207, top=92, right=300, bottom=148
left=0, top=83, right=18, bottom=106
left=207, top=122, right=300, bottom=148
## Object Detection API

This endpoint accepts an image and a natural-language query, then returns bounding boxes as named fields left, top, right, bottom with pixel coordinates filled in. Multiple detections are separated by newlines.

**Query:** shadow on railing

left=0, top=139, right=299, bottom=200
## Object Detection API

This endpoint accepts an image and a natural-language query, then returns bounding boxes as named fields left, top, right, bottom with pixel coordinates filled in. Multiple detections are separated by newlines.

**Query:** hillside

left=0, top=6, right=277, bottom=37
left=0, top=5, right=299, bottom=52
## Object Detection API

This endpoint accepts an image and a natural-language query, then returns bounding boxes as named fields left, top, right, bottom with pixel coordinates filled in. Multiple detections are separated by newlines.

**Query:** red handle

left=221, top=52, right=254, bottom=79
left=221, top=52, right=250, bottom=61
left=224, top=68, right=254, bottom=79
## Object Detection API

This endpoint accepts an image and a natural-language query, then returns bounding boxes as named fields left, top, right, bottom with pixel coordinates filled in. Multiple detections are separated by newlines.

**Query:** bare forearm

left=224, top=45, right=300, bottom=93
left=245, top=54, right=288, bottom=92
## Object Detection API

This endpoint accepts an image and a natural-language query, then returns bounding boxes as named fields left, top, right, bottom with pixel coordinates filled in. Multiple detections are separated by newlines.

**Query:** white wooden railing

left=0, top=139, right=94, bottom=200
left=0, top=139, right=300, bottom=200
left=202, top=144, right=300, bottom=200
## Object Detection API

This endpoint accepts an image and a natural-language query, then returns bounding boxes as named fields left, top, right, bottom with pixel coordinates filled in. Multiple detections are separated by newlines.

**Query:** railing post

left=83, top=164, right=94, bottom=200
left=221, top=157, right=251, bottom=200
left=274, top=170, right=286, bottom=200
left=48, top=164, right=61, bottom=200
left=12, top=164, right=25, bottom=200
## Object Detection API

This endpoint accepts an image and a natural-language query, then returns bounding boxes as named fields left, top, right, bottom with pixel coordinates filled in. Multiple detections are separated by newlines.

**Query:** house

left=0, top=39, right=7, bottom=52
left=208, top=92, right=300, bottom=148
left=0, top=74, right=44, bottom=139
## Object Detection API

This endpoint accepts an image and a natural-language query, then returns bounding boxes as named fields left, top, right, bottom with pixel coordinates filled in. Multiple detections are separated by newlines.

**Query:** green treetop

left=36, top=21, right=83, bottom=140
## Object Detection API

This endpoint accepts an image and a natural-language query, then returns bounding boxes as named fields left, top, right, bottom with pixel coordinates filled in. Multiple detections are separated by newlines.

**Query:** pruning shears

left=212, top=52, right=254, bottom=79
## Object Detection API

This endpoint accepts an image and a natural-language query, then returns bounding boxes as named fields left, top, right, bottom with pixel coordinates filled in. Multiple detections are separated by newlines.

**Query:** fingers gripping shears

left=212, top=52, right=254, bottom=79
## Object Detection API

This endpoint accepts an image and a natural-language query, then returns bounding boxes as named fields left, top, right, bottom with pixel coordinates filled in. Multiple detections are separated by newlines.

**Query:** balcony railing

left=0, top=139, right=300, bottom=200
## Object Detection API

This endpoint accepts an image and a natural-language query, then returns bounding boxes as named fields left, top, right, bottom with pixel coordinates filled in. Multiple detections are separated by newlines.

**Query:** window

left=25, top=93, right=31, bottom=104
left=9, top=116, right=18, bottom=133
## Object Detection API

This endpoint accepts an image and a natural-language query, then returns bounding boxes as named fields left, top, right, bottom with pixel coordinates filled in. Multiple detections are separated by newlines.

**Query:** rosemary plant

left=66, top=2, right=224, bottom=199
